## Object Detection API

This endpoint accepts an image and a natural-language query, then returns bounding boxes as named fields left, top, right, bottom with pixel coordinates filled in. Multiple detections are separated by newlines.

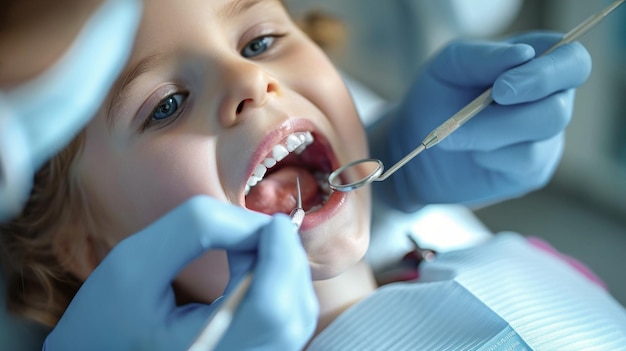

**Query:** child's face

left=76, top=0, right=371, bottom=301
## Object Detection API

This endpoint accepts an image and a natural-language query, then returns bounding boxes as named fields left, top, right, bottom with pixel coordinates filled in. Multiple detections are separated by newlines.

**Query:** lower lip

left=299, top=190, right=347, bottom=231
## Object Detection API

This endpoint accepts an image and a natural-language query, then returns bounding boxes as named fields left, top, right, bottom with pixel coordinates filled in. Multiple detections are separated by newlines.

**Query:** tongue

left=246, top=166, right=319, bottom=215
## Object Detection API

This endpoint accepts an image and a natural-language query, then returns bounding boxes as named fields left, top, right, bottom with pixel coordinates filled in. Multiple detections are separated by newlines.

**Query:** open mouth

left=244, top=131, right=336, bottom=216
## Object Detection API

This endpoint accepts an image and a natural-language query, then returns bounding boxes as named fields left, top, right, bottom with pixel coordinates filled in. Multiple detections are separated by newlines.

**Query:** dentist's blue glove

left=43, top=196, right=318, bottom=351
left=368, top=32, right=591, bottom=211
left=0, top=0, right=140, bottom=221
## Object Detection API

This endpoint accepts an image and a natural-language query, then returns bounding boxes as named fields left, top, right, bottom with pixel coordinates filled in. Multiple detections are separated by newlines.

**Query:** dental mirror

left=329, top=0, right=625, bottom=193
left=328, top=158, right=384, bottom=192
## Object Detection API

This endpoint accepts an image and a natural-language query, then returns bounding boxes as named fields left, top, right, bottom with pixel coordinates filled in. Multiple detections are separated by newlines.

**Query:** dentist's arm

left=368, top=32, right=591, bottom=211
left=43, top=196, right=318, bottom=351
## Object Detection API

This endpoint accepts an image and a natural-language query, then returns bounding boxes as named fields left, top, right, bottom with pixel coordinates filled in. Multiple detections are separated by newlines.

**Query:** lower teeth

left=305, top=171, right=332, bottom=214
left=315, top=172, right=332, bottom=194
left=307, top=204, right=323, bottom=213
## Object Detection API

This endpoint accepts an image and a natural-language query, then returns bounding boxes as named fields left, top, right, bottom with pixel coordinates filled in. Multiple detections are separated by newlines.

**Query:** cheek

left=126, top=140, right=227, bottom=231
left=80, top=131, right=226, bottom=239
left=287, top=44, right=368, bottom=159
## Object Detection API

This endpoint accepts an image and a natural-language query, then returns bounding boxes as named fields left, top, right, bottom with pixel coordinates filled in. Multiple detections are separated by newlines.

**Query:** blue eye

left=241, top=36, right=276, bottom=58
left=140, top=92, right=188, bottom=132
left=153, top=93, right=185, bottom=120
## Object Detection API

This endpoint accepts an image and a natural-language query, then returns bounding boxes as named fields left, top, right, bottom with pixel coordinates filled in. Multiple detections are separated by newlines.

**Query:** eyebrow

left=105, top=53, right=162, bottom=129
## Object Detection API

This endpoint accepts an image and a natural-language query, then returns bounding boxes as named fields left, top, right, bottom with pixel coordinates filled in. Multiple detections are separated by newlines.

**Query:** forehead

left=140, top=0, right=284, bottom=24
left=132, top=0, right=287, bottom=52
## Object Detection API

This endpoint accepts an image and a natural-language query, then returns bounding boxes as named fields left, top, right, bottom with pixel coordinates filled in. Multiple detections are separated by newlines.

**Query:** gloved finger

left=430, top=41, right=535, bottom=87
left=221, top=215, right=317, bottom=349
left=252, top=215, right=315, bottom=319
left=471, top=134, right=564, bottom=189
left=439, top=89, right=575, bottom=151
left=224, top=214, right=306, bottom=296
left=505, top=31, right=563, bottom=53
left=493, top=42, right=591, bottom=104
left=102, top=196, right=271, bottom=294
left=252, top=215, right=317, bottom=347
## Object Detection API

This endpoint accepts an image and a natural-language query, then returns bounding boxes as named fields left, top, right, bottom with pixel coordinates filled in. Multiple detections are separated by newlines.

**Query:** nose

left=218, top=59, right=280, bottom=128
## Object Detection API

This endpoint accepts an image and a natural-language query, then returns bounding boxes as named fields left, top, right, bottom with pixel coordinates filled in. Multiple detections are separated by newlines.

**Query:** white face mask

left=0, top=0, right=142, bottom=221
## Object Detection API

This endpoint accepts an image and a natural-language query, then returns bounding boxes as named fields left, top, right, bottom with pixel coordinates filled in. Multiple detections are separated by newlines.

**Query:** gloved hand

left=0, top=0, right=140, bottom=221
left=43, top=196, right=318, bottom=351
left=368, top=31, right=591, bottom=211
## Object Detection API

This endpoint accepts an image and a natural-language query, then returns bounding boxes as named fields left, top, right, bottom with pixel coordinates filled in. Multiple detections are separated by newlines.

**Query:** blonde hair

left=0, top=134, right=88, bottom=327
left=0, top=8, right=347, bottom=328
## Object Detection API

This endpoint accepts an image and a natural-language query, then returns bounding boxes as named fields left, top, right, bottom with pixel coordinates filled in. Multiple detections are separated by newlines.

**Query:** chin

left=302, top=186, right=372, bottom=281
left=307, top=229, right=370, bottom=281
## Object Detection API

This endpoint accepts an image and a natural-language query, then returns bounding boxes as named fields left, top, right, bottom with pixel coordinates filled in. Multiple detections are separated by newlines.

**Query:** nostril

left=236, top=98, right=255, bottom=114
left=236, top=100, right=245, bottom=114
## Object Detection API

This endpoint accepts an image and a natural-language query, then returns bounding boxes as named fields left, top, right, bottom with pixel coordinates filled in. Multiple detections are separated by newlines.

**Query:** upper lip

left=238, top=118, right=338, bottom=206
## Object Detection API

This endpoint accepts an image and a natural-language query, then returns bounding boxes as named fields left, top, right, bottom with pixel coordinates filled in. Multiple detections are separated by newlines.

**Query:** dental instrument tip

left=289, top=176, right=305, bottom=229
left=296, top=176, right=302, bottom=209
left=290, top=208, right=305, bottom=229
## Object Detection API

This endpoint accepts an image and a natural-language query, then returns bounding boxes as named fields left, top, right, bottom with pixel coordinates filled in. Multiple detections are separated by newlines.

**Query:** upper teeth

left=245, top=131, right=314, bottom=195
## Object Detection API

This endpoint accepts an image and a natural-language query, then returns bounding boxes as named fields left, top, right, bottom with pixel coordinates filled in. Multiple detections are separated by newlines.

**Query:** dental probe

left=328, top=0, right=626, bottom=192
left=289, top=176, right=305, bottom=228
left=188, top=177, right=305, bottom=351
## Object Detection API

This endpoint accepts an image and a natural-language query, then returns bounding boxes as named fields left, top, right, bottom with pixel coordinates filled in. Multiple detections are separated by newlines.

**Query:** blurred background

left=288, top=0, right=626, bottom=306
